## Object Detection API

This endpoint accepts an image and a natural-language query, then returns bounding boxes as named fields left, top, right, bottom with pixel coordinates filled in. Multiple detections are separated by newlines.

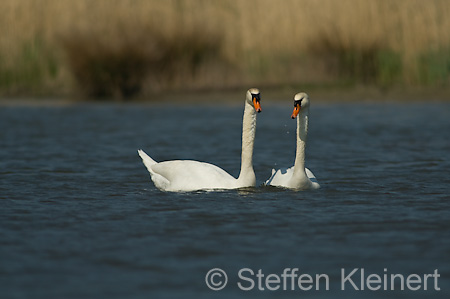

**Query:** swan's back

left=265, top=166, right=294, bottom=187
left=265, top=166, right=320, bottom=189
left=151, top=160, right=237, bottom=191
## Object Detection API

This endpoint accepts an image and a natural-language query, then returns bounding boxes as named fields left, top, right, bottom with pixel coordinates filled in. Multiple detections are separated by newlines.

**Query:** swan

left=265, top=92, right=320, bottom=190
left=138, top=88, right=262, bottom=192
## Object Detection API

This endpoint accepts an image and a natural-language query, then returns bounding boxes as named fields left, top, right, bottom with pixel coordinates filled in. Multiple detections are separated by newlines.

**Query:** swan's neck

left=237, top=101, right=256, bottom=185
left=292, top=108, right=309, bottom=181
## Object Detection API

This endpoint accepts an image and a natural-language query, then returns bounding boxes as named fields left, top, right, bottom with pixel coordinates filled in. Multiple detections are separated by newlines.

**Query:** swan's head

left=291, top=92, right=309, bottom=119
left=246, top=88, right=262, bottom=113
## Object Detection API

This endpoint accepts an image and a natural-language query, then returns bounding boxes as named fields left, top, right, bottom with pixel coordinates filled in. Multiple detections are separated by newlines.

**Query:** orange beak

left=253, top=97, right=262, bottom=113
left=291, top=104, right=301, bottom=119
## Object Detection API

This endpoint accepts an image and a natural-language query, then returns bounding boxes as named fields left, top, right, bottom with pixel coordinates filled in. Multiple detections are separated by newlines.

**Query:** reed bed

left=0, top=0, right=449, bottom=98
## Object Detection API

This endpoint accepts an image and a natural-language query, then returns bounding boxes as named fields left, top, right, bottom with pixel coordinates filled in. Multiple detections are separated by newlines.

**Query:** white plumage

left=265, top=92, right=320, bottom=190
left=139, top=88, right=262, bottom=192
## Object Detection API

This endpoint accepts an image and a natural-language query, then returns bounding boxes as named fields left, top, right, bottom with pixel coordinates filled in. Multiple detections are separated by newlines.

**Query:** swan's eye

left=251, top=93, right=261, bottom=102
left=294, top=98, right=303, bottom=107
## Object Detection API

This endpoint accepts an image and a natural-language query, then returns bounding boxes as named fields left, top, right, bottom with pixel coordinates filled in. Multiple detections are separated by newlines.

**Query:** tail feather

left=138, top=149, right=157, bottom=173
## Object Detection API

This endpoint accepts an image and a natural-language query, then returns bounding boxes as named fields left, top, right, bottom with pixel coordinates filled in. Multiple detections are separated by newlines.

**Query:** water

left=1, top=100, right=449, bottom=298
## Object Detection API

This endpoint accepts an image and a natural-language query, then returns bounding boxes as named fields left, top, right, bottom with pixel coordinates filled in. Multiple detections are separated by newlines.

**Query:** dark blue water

left=1, top=101, right=449, bottom=298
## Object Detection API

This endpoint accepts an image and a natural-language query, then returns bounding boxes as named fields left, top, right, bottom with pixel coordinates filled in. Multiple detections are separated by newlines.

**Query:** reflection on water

left=1, top=101, right=449, bottom=298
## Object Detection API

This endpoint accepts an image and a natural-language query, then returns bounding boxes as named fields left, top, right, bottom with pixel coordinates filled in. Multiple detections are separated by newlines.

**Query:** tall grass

left=0, top=0, right=449, bottom=99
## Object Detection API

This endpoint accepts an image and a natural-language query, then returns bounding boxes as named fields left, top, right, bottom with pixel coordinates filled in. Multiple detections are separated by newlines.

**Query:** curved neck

left=292, top=108, right=309, bottom=179
left=237, top=101, right=256, bottom=183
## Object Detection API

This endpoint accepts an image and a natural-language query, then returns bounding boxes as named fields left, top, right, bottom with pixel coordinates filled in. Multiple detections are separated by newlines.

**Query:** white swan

left=265, top=92, right=320, bottom=190
left=138, top=88, right=262, bottom=192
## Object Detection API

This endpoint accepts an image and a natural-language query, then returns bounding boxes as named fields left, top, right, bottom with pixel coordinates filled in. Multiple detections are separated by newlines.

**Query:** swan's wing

left=138, top=149, right=236, bottom=191
left=305, top=167, right=316, bottom=179
left=151, top=160, right=237, bottom=191
left=305, top=168, right=319, bottom=182
left=305, top=167, right=320, bottom=188
left=147, top=171, right=171, bottom=191
left=266, top=166, right=320, bottom=189
left=265, top=166, right=294, bottom=187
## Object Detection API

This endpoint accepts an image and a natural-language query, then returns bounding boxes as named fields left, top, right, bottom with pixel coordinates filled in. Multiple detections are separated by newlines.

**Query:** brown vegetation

left=0, top=0, right=449, bottom=99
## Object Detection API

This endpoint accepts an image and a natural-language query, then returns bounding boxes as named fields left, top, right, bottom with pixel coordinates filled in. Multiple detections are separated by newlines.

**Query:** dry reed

left=0, top=0, right=449, bottom=98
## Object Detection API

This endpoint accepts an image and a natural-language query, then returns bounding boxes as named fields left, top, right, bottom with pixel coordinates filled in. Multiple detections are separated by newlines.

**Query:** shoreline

left=1, top=85, right=449, bottom=106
